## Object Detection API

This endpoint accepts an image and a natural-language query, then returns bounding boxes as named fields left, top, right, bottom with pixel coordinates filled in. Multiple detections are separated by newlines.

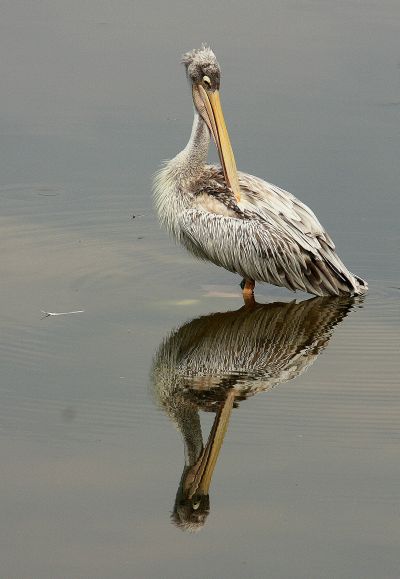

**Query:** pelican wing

left=179, top=169, right=366, bottom=296
left=239, top=172, right=333, bottom=244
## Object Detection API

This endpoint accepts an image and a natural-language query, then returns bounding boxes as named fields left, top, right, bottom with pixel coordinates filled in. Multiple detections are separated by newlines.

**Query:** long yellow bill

left=195, top=85, right=241, bottom=203
left=185, top=389, right=236, bottom=498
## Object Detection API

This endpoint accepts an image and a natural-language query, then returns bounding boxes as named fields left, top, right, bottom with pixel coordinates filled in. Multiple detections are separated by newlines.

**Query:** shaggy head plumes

left=182, top=45, right=221, bottom=90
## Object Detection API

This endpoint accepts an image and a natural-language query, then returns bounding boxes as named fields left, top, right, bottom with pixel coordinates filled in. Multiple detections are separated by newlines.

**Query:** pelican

left=154, top=46, right=367, bottom=302
left=152, top=297, right=356, bottom=530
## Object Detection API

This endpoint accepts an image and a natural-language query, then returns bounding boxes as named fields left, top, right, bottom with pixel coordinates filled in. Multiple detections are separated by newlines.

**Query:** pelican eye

left=192, top=499, right=201, bottom=510
left=202, top=75, right=212, bottom=89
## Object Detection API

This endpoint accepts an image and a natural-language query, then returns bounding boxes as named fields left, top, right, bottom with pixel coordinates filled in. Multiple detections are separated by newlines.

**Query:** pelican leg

left=241, top=278, right=255, bottom=306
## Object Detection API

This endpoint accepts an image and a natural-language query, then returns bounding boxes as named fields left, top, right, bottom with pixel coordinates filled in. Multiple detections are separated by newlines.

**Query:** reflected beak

left=184, top=389, right=235, bottom=498
left=193, top=85, right=241, bottom=203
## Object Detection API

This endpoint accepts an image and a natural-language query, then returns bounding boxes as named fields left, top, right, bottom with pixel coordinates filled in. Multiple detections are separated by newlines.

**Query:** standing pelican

left=154, top=46, right=367, bottom=301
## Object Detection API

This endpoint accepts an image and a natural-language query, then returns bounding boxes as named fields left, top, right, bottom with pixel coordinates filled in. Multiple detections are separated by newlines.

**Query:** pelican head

left=182, top=45, right=221, bottom=89
left=182, top=45, right=241, bottom=202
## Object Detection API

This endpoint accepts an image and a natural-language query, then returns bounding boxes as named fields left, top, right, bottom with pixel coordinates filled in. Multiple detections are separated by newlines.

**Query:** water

left=1, top=1, right=399, bottom=578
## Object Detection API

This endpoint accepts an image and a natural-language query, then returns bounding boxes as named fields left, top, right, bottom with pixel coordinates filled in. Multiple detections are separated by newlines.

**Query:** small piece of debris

left=41, top=310, right=84, bottom=319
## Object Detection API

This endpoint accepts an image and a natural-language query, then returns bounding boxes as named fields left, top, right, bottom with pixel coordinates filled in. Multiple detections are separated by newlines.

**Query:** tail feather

left=353, top=274, right=368, bottom=295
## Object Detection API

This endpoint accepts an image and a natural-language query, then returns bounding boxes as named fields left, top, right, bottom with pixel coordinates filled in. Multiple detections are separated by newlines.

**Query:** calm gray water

left=1, top=1, right=399, bottom=578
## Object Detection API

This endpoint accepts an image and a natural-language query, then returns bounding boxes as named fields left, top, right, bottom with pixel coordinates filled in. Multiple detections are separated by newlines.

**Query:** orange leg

left=242, top=278, right=255, bottom=306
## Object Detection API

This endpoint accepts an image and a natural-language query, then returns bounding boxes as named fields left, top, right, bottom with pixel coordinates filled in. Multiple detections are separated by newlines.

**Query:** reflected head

left=171, top=493, right=210, bottom=532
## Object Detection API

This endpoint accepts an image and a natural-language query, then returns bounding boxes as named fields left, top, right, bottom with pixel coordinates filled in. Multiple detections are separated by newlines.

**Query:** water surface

left=1, top=1, right=399, bottom=578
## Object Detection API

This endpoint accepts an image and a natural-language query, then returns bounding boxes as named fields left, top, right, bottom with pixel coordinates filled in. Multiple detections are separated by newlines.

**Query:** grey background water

left=1, top=1, right=399, bottom=577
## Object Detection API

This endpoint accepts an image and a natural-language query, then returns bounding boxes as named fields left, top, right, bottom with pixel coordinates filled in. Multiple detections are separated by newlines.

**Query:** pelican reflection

left=152, top=297, right=357, bottom=531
